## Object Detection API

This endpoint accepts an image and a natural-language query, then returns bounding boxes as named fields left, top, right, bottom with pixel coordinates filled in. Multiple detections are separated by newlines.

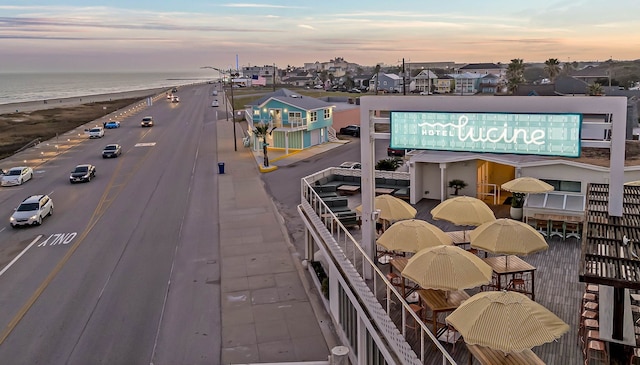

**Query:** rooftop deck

left=337, top=197, right=585, bottom=364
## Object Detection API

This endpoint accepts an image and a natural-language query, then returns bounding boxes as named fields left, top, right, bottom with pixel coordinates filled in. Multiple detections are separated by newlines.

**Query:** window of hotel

left=324, top=108, right=331, bottom=119
left=542, top=179, right=581, bottom=193
left=253, top=110, right=260, bottom=115
left=310, top=111, right=317, bottom=122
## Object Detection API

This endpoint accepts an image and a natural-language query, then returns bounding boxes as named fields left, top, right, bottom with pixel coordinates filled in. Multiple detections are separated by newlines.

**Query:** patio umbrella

left=470, top=218, right=548, bottom=257
left=377, top=219, right=453, bottom=253
left=501, top=177, right=554, bottom=194
left=402, top=245, right=493, bottom=291
left=431, top=196, right=496, bottom=226
left=625, top=181, right=640, bottom=186
left=446, top=291, right=569, bottom=353
left=355, top=194, right=417, bottom=223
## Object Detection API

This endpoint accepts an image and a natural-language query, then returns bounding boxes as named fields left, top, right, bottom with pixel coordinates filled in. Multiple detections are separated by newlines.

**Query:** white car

left=211, top=100, right=219, bottom=107
left=1, top=166, right=34, bottom=186
left=212, top=90, right=218, bottom=96
left=88, top=126, right=105, bottom=138
left=10, top=195, right=53, bottom=227
left=339, top=161, right=361, bottom=169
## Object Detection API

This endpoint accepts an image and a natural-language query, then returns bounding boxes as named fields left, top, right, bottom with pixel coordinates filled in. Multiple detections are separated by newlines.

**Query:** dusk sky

left=2, top=0, right=639, bottom=72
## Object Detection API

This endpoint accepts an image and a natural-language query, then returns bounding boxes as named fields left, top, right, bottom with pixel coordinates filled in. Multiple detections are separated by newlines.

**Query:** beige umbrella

left=446, top=291, right=569, bottom=353
left=625, top=181, right=640, bottom=186
left=501, top=177, right=554, bottom=194
left=377, top=219, right=453, bottom=253
left=470, top=218, right=548, bottom=257
left=356, top=194, right=417, bottom=223
left=431, top=196, right=496, bottom=226
left=402, top=245, right=493, bottom=291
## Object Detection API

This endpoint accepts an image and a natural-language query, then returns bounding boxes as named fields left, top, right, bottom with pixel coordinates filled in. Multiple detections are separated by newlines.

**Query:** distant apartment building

left=434, top=75, right=454, bottom=94
left=413, top=69, right=438, bottom=93
left=242, top=65, right=278, bottom=85
left=406, top=61, right=457, bottom=71
left=458, top=62, right=505, bottom=79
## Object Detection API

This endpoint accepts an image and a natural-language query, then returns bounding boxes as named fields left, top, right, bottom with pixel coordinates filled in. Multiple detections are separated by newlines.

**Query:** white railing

left=299, top=171, right=456, bottom=365
left=477, top=183, right=500, bottom=205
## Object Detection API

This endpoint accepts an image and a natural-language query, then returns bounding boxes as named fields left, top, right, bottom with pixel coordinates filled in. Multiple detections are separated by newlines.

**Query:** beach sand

left=0, top=87, right=170, bottom=115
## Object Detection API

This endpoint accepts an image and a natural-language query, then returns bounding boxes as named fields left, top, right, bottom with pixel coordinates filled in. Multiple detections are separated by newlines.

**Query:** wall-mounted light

left=263, top=108, right=267, bottom=112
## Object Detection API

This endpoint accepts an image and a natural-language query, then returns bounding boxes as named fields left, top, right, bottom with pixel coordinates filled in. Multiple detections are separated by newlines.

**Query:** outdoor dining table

left=466, top=344, right=544, bottom=365
left=389, top=257, right=419, bottom=298
left=445, top=230, right=469, bottom=247
left=337, top=184, right=360, bottom=195
left=417, top=289, right=470, bottom=336
left=446, top=230, right=487, bottom=256
left=375, top=187, right=396, bottom=195
left=481, top=255, right=537, bottom=300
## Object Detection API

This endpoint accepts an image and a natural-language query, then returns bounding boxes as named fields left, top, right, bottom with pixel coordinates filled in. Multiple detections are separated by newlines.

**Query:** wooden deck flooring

left=347, top=198, right=585, bottom=364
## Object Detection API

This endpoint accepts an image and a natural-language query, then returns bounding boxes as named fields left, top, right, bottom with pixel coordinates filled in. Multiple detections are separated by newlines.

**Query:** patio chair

left=549, top=220, right=565, bottom=240
left=437, top=325, right=462, bottom=353
left=405, top=304, right=423, bottom=337
left=534, top=218, right=550, bottom=237
left=565, top=222, right=582, bottom=240
left=584, top=339, right=608, bottom=365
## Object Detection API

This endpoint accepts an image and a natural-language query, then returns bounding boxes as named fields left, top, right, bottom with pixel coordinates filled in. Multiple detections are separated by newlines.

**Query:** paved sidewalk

left=217, top=121, right=337, bottom=364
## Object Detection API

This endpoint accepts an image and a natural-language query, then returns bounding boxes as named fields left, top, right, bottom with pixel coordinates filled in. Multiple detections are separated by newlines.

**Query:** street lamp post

left=201, top=66, right=238, bottom=151
left=229, top=70, right=238, bottom=152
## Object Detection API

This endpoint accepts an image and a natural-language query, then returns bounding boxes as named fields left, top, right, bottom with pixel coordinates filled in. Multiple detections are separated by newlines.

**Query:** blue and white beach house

left=247, top=89, right=335, bottom=154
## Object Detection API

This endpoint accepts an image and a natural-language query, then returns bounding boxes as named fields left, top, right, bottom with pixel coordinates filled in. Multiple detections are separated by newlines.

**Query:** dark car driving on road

left=339, top=125, right=360, bottom=137
left=70, top=164, right=96, bottom=183
left=102, top=144, right=122, bottom=158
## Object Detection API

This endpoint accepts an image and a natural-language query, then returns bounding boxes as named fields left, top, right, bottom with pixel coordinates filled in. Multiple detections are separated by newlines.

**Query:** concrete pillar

left=330, top=346, right=349, bottom=365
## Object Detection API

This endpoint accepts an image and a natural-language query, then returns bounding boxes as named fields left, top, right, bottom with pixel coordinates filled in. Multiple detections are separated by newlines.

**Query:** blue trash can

left=218, top=162, right=225, bottom=174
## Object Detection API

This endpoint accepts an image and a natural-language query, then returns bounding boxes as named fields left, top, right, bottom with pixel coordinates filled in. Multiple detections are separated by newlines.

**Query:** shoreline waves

left=0, top=87, right=170, bottom=115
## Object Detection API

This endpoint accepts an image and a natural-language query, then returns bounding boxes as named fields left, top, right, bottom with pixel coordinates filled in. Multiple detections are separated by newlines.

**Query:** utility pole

left=402, top=58, right=406, bottom=95
left=273, top=63, right=276, bottom=92
left=229, top=68, right=237, bottom=151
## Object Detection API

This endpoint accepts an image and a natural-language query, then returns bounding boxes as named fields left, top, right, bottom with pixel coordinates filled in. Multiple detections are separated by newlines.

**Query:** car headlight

left=30, top=215, right=38, bottom=220
left=10, top=217, right=15, bottom=222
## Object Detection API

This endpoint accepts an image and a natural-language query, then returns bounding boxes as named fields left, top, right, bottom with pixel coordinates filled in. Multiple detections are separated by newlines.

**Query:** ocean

left=0, top=71, right=217, bottom=105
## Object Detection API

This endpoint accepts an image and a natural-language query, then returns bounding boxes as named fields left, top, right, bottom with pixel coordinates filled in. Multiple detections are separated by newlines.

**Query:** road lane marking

left=37, top=232, right=77, bottom=247
left=0, top=235, right=41, bottom=278
left=135, top=142, right=156, bottom=147
left=0, top=144, right=157, bottom=345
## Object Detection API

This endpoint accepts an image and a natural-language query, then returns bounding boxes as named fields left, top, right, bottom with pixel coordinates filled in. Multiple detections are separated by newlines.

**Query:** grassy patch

left=0, top=98, right=142, bottom=159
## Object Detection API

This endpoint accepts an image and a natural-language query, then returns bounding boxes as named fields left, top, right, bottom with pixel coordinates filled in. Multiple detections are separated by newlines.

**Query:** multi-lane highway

left=0, top=84, right=222, bottom=364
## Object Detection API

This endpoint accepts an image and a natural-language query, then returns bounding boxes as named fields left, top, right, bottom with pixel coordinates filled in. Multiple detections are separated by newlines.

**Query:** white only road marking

left=135, top=142, right=156, bottom=147
left=0, top=235, right=42, bottom=278
left=37, top=232, right=77, bottom=247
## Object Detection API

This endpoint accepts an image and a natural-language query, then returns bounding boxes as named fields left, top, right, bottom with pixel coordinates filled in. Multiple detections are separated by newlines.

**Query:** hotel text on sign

left=390, top=112, right=582, bottom=157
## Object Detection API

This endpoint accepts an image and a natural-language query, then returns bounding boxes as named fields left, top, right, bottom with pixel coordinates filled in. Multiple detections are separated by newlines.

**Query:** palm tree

left=587, top=83, right=604, bottom=96
left=253, top=122, right=276, bottom=167
left=561, top=61, right=577, bottom=75
left=544, top=58, right=561, bottom=82
left=506, top=59, right=525, bottom=94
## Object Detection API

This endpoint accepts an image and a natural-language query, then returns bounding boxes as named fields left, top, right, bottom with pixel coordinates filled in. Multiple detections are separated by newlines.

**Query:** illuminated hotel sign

left=390, top=111, right=582, bottom=157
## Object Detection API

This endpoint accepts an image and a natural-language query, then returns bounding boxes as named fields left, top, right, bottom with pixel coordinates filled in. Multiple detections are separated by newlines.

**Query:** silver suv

left=141, top=116, right=154, bottom=127
left=10, top=195, right=54, bottom=227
